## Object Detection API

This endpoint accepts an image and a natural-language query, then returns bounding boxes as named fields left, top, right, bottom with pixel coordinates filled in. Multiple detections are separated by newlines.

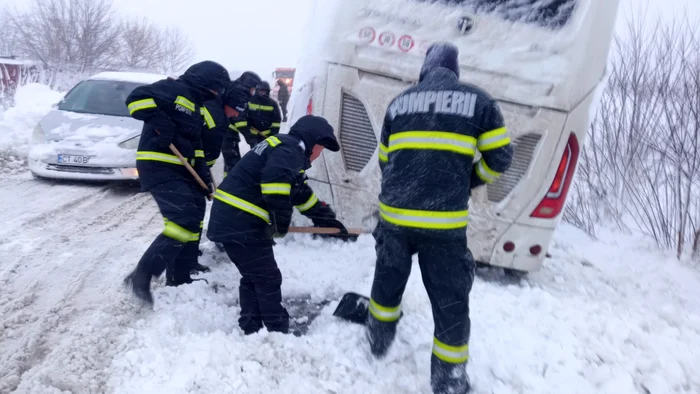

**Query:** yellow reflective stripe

left=136, top=151, right=183, bottom=165
left=250, top=128, right=260, bottom=135
left=295, top=193, right=318, bottom=212
left=388, top=131, right=476, bottom=156
left=271, top=122, right=281, bottom=128
left=260, top=129, right=271, bottom=136
left=261, top=182, right=291, bottom=195
left=248, top=103, right=274, bottom=111
left=194, top=150, right=205, bottom=158
left=378, top=143, right=388, bottom=163
left=162, top=220, right=199, bottom=242
left=127, top=98, right=156, bottom=115
left=266, top=136, right=281, bottom=147
left=369, top=298, right=401, bottom=322
left=174, top=96, right=195, bottom=112
left=379, top=202, right=468, bottom=230
left=234, top=121, right=248, bottom=128
left=432, top=338, right=469, bottom=364
left=213, top=190, right=270, bottom=222
left=200, top=107, right=216, bottom=129
left=228, top=124, right=240, bottom=133
left=206, top=159, right=217, bottom=166
left=477, top=127, right=510, bottom=151
left=475, top=160, right=500, bottom=184
left=199, top=221, right=204, bottom=229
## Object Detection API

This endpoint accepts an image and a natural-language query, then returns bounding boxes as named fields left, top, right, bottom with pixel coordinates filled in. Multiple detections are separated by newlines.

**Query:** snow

left=0, top=83, right=64, bottom=177
left=87, top=71, right=169, bottom=84
left=1, top=168, right=699, bottom=394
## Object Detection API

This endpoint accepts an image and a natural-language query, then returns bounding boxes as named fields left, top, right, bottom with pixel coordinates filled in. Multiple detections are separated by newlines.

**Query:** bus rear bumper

left=470, top=215, right=555, bottom=272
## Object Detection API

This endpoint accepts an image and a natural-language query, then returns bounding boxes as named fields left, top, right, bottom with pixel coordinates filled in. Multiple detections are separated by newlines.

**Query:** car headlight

left=32, top=124, right=46, bottom=144
left=118, top=135, right=140, bottom=149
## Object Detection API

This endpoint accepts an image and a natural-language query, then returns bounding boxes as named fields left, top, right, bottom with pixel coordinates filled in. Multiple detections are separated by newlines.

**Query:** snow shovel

left=154, top=129, right=213, bottom=201
left=332, top=292, right=404, bottom=325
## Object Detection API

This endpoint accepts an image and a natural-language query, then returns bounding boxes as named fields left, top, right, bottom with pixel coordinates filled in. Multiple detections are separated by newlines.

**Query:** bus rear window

left=415, top=0, right=577, bottom=29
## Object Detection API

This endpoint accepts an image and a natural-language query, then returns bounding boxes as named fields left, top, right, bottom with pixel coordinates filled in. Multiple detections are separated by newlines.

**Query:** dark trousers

left=221, top=136, right=241, bottom=177
left=223, top=242, right=290, bottom=334
left=134, top=180, right=206, bottom=283
left=367, top=222, right=475, bottom=394
left=279, top=101, right=288, bottom=121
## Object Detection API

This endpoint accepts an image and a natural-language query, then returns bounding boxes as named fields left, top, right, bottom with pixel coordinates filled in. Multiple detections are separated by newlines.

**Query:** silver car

left=28, top=71, right=168, bottom=181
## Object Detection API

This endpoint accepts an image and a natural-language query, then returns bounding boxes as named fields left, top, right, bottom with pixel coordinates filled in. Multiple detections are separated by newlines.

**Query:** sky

left=1, top=0, right=699, bottom=77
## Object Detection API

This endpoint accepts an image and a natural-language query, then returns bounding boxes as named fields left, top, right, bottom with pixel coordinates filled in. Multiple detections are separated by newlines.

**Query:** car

left=28, top=71, right=169, bottom=181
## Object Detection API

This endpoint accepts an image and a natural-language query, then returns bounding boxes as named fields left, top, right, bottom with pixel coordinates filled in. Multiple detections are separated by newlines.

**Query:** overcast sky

left=1, top=0, right=698, bottom=77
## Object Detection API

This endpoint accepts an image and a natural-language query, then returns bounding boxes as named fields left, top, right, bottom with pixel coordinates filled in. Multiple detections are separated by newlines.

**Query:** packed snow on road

left=0, top=84, right=698, bottom=394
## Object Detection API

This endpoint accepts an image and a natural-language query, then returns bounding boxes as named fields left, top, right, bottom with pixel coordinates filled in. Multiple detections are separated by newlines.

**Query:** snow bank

left=0, top=84, right=63, bottom=176
left=100, top=224, right=700, bottom=394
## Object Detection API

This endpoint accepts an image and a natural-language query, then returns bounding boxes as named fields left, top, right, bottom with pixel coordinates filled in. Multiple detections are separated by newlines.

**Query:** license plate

left=57, top=154, right=92, bottom=165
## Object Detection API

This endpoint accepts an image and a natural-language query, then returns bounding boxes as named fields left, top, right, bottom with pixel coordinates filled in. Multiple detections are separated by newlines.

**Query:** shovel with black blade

left=332, top=292, right=404, bottom=325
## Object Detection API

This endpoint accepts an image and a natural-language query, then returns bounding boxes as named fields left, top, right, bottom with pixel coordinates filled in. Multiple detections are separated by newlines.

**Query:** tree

left=115, top=17, right=163, bottom=70
left=7, top=0, right=120, bottom=72
left=565, top=6, right=700, bottom=259
left=154, top=26, right=196, bottom=75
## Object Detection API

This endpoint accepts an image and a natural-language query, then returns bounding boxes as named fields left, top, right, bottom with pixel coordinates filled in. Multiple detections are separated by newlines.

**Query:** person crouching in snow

left=207, top=115, right=355, bottom=335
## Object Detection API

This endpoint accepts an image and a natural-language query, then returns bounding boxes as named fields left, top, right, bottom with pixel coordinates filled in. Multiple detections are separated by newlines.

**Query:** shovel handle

left=287, top=226, right=369, bottom=235
left=168, top=143, right=213, bottom=201
left=153, top=129, right=213, bottom=201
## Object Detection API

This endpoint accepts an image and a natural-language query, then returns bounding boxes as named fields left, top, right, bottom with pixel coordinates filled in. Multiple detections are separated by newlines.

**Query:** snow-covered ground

left=1, top=84, right=699, bottom=394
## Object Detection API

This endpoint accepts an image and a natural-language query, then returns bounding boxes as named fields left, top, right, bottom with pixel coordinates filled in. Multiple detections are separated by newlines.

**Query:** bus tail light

left=306, top=97, right=313, bottom=115
left=530, top=133, right=579, bottom=219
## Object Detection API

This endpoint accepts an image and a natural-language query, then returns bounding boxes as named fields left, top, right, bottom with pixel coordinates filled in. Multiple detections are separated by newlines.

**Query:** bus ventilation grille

left=339, top=93, right=377, bottom=172
left=487, top=133, right=542, bottom=203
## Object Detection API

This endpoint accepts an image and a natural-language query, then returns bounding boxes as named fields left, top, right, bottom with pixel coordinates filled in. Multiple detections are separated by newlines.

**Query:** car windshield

left=414, top=0, right=577, bottom=29
left=58, top=79, right=143, bottom=117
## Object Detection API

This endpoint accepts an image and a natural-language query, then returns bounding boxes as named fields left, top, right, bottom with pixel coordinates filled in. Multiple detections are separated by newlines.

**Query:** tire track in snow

left=0, top=181, right=162, bottom=393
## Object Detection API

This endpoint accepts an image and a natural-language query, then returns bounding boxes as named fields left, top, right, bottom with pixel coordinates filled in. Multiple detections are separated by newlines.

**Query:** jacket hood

left=419, top=42, right=460, bottom=82
left=236, top=71, right=262, bottom=89
left=288, top=115, right=340, bottom=155
left=255, top=81, right=271, bottom=96
left=222, top=80, right=250, bottom=113
left=179, top=61, right=230, bottom=101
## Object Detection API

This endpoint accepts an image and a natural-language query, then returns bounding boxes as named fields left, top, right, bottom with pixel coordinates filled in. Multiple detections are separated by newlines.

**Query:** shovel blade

left=332, top=292, right=370, bottom=325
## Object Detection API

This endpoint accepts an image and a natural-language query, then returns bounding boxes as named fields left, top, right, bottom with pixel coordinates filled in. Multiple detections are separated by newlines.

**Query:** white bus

left=287, top=0, right=620, bottom=274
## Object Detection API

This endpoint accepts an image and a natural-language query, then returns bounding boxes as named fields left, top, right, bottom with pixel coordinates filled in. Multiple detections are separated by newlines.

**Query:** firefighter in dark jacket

left=183, top=90, right=248, bottom=274
left=276, top=79, right=289, bottom=122
left=221, top=71, right=261, bottom=177
left=207, top=115, right=354, bottom=335
left=366, top=43, right=513, bottom=394
left=123, top=60, right=230, bottom=306
left=246, top=81, right=282, bottom=147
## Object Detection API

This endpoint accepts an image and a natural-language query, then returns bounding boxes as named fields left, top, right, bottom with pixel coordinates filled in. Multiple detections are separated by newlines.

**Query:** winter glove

left=265, top=211, right=288, bottom=239
left=310, top=203, right=358, bottom=242
left=194, top=159, right=213, bottom=196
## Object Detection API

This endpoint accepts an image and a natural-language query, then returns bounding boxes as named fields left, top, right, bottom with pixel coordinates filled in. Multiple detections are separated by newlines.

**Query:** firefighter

left=246, top=81, right=282, bottom=147
left=207, top=115, right=355, bottom=335
left=123, top=60, right=230, bottom=306
left=365, top=42, right=513, bottom=394
left=221, top=71, right=261, bottom=177
left=276, top=79, right=290, bottom=122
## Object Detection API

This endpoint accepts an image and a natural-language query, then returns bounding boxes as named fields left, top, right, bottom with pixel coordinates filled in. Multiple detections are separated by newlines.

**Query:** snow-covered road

left=1, top=174, right=699, bottom=394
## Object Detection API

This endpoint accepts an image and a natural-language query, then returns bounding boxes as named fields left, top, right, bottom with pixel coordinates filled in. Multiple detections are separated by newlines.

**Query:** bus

left=288, top=0, right=621, bottom=274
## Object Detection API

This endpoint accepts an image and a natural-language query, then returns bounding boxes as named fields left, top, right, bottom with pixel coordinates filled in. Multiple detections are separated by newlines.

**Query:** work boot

left=366, top=314, right=398, bottom=358
left=431, top=358, right=471, bottom=394
left=123, top=269, right=154, bottom=306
